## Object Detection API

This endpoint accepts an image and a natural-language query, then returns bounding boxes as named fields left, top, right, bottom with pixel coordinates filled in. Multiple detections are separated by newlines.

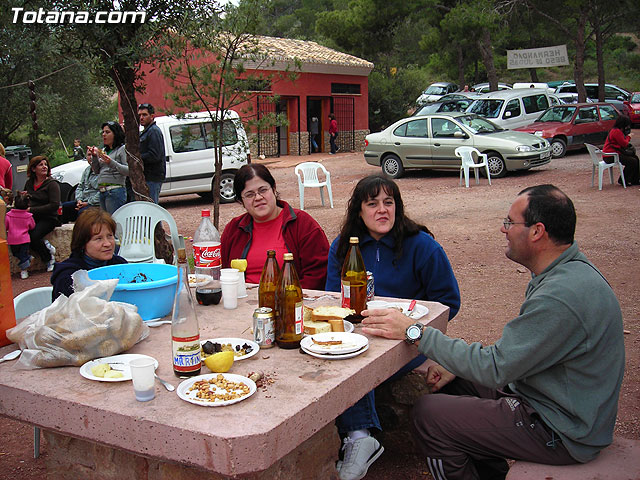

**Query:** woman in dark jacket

left=24, top=155, right=60, bottom=271
left=603, top=115, right=639, bottom=185
left=50, top=207, right=126, bottom=300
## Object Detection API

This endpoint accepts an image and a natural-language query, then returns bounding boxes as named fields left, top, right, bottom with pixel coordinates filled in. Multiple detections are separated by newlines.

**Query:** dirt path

left=4, top=145, right=639, bottom=479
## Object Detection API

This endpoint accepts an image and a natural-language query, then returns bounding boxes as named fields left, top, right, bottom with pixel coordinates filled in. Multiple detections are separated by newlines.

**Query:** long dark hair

left=336, top=174, right=433, bottom=263
left=233, top=164, right=280, bottom=203
left=613, top=115, right=631, bottom=131
left=102, top=121, right=125, bottom=150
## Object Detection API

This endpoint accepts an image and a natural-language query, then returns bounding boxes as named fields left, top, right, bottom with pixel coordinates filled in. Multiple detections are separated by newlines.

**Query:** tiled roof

left=255, top=36, right=374, bottom=70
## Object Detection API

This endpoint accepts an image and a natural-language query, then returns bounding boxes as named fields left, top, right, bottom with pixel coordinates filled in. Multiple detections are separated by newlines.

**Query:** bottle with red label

left=193, top=209, right=221, bottom=305
left=172, top=248, right=202, bottom=377
left=341, top=236, right=367, bottom=321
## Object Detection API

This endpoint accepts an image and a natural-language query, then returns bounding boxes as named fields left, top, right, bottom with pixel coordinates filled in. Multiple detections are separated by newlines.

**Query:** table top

left=0, top=286, right=449, bottom=476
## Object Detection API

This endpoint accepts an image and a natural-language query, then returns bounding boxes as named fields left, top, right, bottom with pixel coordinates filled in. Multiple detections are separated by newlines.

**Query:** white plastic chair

left=13, top=285, right=53, bottom=459
left=294, top=162, right=334, bottom=210
left=585, top=143, right=626, bottom=190
left=112, top=201, right=181, bottom=264
left=455, top=147, right=491, bottom=188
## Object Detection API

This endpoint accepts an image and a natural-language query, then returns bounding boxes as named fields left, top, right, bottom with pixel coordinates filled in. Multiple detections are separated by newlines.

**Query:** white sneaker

left=20, top=270, right=29, bottom=279
left=44, top=240, right=56, bottom=256
left=337, top=436, right=384, bottom=480
left=47, top=257, right=55, bottom=272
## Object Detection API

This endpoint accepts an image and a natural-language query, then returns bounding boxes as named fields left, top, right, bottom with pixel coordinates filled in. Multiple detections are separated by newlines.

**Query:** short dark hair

left=71, top=208, right=116, bottom=254
left=613, top=115, right=631, bottom=130
left=27, top=155, right=50, bottom=180
left=101, top=121, right=125, bottom=149
left=336, top=174, right=432, bottom=263
left=233, top=164, right=278, bottom=202
left=13, top=192, right=30, bottom=210
left=138, top=103, right=155, bottom=114
left=518, top=184, right=575, bottom=245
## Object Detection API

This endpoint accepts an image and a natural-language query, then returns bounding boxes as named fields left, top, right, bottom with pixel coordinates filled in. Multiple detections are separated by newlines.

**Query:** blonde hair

left=0, top=143, right=4, bottom=157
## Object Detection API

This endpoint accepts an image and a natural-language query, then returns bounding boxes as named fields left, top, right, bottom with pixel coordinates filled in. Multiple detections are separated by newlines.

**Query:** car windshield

left=468, top=99, right=504, bottom=118
left=456, top=115, right=502, bottom=133
left=536, top=106, right=576, bottom=123
left=424, top=85, right=447, bottom=95
left=631, top=93, right=640, bottom=103
left=414, top=104, right=442, bottom=115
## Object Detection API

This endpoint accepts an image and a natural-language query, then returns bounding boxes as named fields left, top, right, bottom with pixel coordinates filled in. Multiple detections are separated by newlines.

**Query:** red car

left=628, top=92, right=640, bottom=126
left=515, top=103, right=619, bottom=158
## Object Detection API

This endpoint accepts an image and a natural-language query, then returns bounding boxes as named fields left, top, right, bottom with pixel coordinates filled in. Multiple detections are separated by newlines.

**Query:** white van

left=52, top=110, right=250, bottom=203
left=467, top=89, right=552, bottom=129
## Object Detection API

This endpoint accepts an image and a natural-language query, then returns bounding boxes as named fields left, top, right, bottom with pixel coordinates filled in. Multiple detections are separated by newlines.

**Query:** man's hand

left=426, top=364, right=455, bottom=393
left=76, top=201, right=88, bottom=210
left=360, top=308, right=415, bottom=340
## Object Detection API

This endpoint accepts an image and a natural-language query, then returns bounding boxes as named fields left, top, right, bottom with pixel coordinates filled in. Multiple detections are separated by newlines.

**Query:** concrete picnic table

left=0, top=286, right=449, bottom=479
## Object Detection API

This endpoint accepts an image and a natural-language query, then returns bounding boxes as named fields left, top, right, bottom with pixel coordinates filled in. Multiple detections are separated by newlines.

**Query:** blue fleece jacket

left=326, top=232, right=460, bottom=320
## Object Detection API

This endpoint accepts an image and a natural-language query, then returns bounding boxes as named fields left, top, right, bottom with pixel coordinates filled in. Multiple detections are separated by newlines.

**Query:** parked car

left=439, top=93, right=478, bottom=101
left=628, top=92, right=640, bottom=126
left=512, top=82, right=555, bottom=93
left=413, top=99, right=473, bottom=116
left=52, top=111, right=250, bottom=203
left=554, top=82, right=631, bottom=115
left=467, top=89, right=553, bottom=129
left=416, top=82, right=459, bottom=105
left=470, top=82, right=512, bottom=93
left=515, top=103, right=619, bottom=158
left=363, top=112, right=551, bottom=179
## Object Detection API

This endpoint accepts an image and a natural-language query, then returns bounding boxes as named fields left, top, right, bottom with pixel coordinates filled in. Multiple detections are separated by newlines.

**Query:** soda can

left=366, top=271, right=375, bottom=302
left=253, top=307, right=275, bottom=348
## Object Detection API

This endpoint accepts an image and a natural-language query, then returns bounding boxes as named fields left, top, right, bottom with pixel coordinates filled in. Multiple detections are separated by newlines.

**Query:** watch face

left=407, top=325, right=421, bottom=340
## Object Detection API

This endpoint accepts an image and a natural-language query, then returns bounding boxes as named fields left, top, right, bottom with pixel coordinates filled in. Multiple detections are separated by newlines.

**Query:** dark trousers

left=330, top=133, right=338, bottom=154
left=411, top=378, right=576, bottom=480
left=618, top=152, right=640, bottom=185
left=29, top=217, right=58, bottom=262
left=10, top=243, right=31, bottom=269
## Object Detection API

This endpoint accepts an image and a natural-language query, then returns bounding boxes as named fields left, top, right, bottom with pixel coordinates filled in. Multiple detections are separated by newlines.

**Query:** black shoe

left=618, top=177, right=624, bottom=186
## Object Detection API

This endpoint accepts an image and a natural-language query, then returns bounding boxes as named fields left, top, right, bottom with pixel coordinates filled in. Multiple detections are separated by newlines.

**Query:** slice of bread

left=328, top=319, right=345, bottom=332
left=304, top=319, right=332, bottom=335
left=311, top=306, right=356, bottom=322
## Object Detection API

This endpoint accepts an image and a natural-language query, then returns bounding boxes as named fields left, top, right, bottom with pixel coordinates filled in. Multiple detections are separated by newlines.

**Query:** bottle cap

left=267, top=249, right=276, bottom=256
left=283, top=253, right=293, bottom=261
left=177, top=247, right=187, bottom=263
left=349, top=236, right=359, bottom=243
left=201, top=209, right=210, bottom=217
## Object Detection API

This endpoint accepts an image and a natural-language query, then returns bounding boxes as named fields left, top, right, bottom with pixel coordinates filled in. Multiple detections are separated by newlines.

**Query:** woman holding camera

left=603, top=115, right=639, bottom=185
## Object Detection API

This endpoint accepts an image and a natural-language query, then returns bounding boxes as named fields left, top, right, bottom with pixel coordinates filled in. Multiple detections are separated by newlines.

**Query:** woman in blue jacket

left=326, top=174, right=460, bottom=480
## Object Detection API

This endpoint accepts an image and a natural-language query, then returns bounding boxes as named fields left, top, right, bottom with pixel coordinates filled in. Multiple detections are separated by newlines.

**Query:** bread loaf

left=311, top=306, right=355, bottom=322
left=328, top=319, right=345, bottom=332
left=304, top=320, right=332, bottom=335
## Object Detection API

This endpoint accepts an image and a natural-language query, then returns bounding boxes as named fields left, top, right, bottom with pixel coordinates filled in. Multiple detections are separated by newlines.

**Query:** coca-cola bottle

left=193, top=209, right=221, bottom=305
left=341, top=236, right=367, bottom=321
left=276, top=253, right=303, bottom=349
left=172, top=248, right=202, bottom=377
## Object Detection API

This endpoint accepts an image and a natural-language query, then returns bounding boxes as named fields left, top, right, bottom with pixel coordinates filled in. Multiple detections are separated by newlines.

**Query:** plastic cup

left=366, top=300, right=388, bottom=311
left=130, top=358, right=156, bottom=402
left=220, top=268, right=239, bottom=281
left=236, top=271, right=247, bottom=298
left=221, top=280, right=238, bottom=309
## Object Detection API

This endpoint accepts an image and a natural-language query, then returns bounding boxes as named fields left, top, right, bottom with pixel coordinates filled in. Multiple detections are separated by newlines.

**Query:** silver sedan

left=364, top=113, right=552, bottom=178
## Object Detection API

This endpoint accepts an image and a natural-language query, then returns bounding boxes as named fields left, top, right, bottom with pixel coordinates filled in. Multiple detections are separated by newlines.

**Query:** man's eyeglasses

left=242, top=186, right=271, bottom=201
left=503, top=218, right=528, bottom=230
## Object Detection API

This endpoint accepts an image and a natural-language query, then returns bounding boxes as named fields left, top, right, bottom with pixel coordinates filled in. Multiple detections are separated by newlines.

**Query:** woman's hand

left=98, top=150, right=111, bottom=164
left=360, top=308, right=415, bottom=340
left=425, top=363, right=455, bottom=393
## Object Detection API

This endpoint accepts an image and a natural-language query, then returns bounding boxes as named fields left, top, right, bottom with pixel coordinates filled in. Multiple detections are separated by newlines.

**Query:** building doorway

left=307, top=98, right=323, bottom=153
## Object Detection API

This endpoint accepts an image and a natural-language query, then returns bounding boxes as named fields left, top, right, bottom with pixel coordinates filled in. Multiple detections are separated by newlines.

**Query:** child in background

left=5, top=192, right=35, bottom=279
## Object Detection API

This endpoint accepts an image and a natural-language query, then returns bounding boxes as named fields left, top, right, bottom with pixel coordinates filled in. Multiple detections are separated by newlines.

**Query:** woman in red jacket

left=603, top=115, right=639, bottom=185
left=221, top=164, right=329, bottom=289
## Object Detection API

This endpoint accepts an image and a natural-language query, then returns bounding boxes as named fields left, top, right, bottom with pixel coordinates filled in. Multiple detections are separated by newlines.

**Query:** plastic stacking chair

left=112, top=201, right=181, bottom=265
left=455, top=146, right=491, bottom=188
left=294, top=162, right=334, bottom=210
left=13, top=285, right=54, bottom=459
left=585, top=143, right=626, bottom=190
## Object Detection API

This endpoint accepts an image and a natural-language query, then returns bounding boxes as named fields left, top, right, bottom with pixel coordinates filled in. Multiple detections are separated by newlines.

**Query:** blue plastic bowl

left=88, top=263, right=178, bottom=321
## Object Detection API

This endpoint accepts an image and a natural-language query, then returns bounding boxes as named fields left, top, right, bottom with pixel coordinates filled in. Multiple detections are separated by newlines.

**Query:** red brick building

left=137, top=36, right=374, bottom=156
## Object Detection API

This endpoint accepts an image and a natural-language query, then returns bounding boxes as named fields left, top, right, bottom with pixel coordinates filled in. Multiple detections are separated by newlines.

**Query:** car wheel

left=486, top=152, right=507, bottom=178
left=550, top=138, right=567, bottom=158
left=381, top=155, right=405, bottom=179
left=218, top=172, right=236, bottom=204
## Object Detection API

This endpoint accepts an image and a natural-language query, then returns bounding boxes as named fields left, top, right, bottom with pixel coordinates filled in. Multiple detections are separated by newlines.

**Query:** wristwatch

left=405, top=322, right=425, bottom=344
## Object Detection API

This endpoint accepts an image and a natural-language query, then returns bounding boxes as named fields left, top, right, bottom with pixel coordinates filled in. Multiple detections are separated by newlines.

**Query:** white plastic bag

left=7, top=275, right=149, bottom=369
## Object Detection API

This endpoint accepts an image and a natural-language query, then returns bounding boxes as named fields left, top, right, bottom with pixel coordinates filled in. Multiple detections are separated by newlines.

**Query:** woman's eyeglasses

left=242, top=186, right=271, bottom=201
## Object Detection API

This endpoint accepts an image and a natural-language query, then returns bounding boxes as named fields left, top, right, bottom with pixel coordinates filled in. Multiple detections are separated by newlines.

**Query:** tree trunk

left=594, top=16, right=605, bottom=102
left=477, top=29, right=498, bottom=91
left=110, top=64, right=173, bottom=264
left=574, top=10, right=588, bottom=103
left=457, top=46, right=466, bottom=89
left=528, top=68, right=539, bottom=83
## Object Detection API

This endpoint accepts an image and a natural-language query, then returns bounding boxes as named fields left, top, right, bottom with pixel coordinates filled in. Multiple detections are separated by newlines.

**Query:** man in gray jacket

left=360, top=184, right=625, bottom=480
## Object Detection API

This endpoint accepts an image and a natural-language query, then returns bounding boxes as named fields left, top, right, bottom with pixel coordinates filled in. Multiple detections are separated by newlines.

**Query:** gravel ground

left=4, top=140, right=639, bottom=479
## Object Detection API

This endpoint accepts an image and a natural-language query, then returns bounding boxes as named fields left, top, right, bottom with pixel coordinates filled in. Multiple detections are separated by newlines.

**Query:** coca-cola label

left=194, top=242, right=221, bottom=267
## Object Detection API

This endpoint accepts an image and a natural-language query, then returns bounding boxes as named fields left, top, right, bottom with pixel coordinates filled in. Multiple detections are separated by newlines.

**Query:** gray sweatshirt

left=91, top=144, right=128, bottom=186
left=419, top=241, right=624, bottom=463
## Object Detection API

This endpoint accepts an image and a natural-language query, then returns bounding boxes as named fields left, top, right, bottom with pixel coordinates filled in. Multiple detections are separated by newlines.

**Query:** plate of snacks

left=188, top=273, right=213, bottom=288
left=177, top=373, right=257, bottom=407
left=80, top=354, right=158, bottom=382
left=303, top=305, right=356, bottom=335
left=301, top=342, right=369, bottom=360
left=200, top=338, right=259, bottom=361
left=301, top=332, right=368, bottom=355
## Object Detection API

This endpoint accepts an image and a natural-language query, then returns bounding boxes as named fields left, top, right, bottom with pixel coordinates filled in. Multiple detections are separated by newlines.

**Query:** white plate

left=301, top=332, right=368, bottom=355
left=301, top=343, right=369, bottom=360
left=343, top=320, right=354, bottom=333
left=200, top=338, right=259, bottom=361
left=370, top=301, right=429, bottom=320
left=177, top=373, right=256, bottom=407
left=188, top=273, right=213, bottom=288
left=80, top=354, right=158, bottom=382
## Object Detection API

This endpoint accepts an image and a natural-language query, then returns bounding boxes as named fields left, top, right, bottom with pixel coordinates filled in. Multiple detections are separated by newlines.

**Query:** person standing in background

left=138, top=103, right=166, bottom=203
left=68, top=139, right=85, bottom=162
left=0, top=143, right=12, bottom=190
left=329, top=113, right=339, bottom=155
left=310, top=116, right=319, bottom=153
left=88, top=121, right=128, bottom=214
